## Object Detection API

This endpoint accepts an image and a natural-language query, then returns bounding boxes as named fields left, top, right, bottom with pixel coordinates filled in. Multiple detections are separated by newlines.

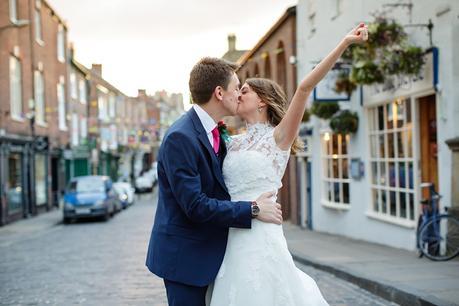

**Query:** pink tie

left=211, top=127, right=220, bottom=154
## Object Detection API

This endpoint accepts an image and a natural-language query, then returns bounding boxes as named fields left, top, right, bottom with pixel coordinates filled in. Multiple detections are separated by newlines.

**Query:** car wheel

left=63, top=217, right=72, bottom=224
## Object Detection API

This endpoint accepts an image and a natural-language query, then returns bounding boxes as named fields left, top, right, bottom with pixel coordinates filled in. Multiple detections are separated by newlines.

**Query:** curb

left=291, top=252, right=453, bottom=306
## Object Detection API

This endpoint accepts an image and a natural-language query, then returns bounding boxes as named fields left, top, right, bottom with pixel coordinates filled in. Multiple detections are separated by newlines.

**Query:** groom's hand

left=255, top=191, right=283, bottom=225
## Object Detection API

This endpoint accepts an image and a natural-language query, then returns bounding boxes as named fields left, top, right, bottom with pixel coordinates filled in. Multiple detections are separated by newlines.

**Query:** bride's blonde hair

left=245, top=78, right=303, bottom=154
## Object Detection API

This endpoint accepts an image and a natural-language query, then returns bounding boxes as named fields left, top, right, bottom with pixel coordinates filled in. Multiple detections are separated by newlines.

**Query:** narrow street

left=0, top=191, right=396, bottom=306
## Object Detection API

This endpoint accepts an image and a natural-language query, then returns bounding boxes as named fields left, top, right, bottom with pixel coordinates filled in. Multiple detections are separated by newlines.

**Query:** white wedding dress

left=208, top=123, right=329, bottom=306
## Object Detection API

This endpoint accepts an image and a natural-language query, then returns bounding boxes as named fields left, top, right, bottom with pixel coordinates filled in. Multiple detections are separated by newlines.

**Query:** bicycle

left=416, top=182, right=459, bottom=261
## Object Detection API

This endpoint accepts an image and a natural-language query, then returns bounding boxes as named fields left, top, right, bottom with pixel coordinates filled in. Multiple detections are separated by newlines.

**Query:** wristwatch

left=251, top=201, right=260, bottom=218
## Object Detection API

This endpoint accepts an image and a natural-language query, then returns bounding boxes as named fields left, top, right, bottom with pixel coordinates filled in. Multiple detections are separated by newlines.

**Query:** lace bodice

left=222, top=123, right=290, bottom=201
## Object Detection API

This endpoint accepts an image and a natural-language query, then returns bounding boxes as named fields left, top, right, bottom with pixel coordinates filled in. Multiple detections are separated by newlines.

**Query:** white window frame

left=70, top=72, right=77, bottom=99
left=366, top=97, right=419, bottom=228
left=57, top=78, right=67, bottom=130
left=9, top=0, right=18, bottom=23
left=34, top=0, right=43, bottom=44
left=9, top=55, right=23, bottom=121
left=321, top=132, right=351, bottom=210
left=57, top=24, right=65, bottom=62
left=109, top=94, right=116, bottom=118
left=98, top=95, right=108, bottom=121
left=78, top=78, right=87, bottom=104
left=80, top=117, right=88, bottom=140
left=34, top=70, right=46, bottom=126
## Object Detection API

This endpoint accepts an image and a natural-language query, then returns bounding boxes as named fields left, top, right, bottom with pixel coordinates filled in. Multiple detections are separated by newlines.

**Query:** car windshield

left=68, top=178, right=106, bottom=193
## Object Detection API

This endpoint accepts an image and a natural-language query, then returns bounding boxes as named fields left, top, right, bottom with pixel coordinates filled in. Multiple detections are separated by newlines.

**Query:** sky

left=48, top=0, right=297, bottom=107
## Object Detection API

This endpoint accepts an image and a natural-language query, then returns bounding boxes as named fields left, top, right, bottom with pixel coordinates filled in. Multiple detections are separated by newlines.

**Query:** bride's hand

left=343, top=22, right=368, bottom=46
left=255, top=191, right=283, bottom=225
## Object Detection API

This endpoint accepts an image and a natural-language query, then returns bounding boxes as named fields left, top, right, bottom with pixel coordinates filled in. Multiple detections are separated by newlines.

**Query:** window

left=9, top=56, right=23, bottom=120
left=70, top=73, right=77, bottom=99
left=57, top=24, right=65, bottom=62
left=9, top=0, right=18, bottom=23
left=368, top=99, right=416, bottom=223
left=34, top=70, right=46, bottom=125
left=34, top=0, right=43, bottom=43
left=109, top=94, right=116, bottom=118
left=35, top=154, right=47, bottom=206
left=78, top=79, right=87, bottom=104
left=7, top=153, right=23, bottom=214
left=98, top=95, right=108, bottom=121
left=80, top=117, right=87, bottom=140
left=57, top=78, right=67, bottom=130
left=321, top=132, right=350, bottom=208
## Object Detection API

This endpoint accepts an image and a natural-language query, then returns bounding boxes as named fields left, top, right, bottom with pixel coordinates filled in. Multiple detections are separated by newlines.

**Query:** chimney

left=138, top=89, right=146, bottom=97
left=228, top=34, right=236, bottom=52
left=91, top=64, right=102, bottom=77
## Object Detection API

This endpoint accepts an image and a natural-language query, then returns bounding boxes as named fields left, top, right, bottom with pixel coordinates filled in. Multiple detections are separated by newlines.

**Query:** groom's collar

left=192, top=104, right=217, bottom=134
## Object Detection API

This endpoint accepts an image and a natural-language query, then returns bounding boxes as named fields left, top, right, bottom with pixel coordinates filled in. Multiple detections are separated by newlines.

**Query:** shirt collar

left=193, top=104, right=217, bottom=134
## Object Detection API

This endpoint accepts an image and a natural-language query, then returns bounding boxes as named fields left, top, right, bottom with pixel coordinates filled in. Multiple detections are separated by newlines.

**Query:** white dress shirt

left=193, top=104, right=217, bottom=147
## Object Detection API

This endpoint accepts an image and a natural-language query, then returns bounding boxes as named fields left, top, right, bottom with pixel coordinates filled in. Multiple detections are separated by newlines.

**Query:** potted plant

left=310, top=102, right=340, bottom=120
left=330, top=110, right=359, bottom=134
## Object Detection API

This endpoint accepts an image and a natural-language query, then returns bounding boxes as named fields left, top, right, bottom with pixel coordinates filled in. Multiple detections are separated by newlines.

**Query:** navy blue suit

left=146, top=108, right=252, bottom=305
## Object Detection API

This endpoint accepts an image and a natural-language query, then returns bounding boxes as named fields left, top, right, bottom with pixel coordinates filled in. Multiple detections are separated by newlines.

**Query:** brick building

left=235, top=6, right=299, bottom=222
left=0, top=0, right=69, bottom=225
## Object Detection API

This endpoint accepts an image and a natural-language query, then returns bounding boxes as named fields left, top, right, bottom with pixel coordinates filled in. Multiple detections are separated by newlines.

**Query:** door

left=418, top=95, right=438, bottom=199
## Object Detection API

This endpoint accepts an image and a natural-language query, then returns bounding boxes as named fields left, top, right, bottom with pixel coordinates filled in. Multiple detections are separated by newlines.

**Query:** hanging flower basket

left=335, top=15, right=426, bottom=92
left=330, top=110, right=359, bottom=134
left=310, top=102, right=340, bottom=120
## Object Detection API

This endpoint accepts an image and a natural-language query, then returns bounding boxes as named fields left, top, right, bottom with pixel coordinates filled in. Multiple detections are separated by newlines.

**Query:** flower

left=217, top=121, right=231, bottom=143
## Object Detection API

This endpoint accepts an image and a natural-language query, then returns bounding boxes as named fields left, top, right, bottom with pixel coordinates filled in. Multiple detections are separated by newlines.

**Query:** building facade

left=0, top=0, right=69, bottom=225
left=236, top=6, right=299, bottom=222
left=296, top=0, right=459, bottom=250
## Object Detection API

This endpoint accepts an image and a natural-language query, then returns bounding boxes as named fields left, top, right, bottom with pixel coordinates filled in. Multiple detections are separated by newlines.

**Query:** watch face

left=252, top=205, right=260, bottom=215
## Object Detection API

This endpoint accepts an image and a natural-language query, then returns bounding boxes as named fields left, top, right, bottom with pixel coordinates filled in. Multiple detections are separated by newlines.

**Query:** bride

left=207, top=23, right=368, bottom=305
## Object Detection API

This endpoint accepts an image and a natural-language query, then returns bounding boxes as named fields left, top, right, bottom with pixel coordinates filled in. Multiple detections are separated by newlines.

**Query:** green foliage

left=310, top=102, right=340, bottom=120
left=330, top=110, right=359, bottom=134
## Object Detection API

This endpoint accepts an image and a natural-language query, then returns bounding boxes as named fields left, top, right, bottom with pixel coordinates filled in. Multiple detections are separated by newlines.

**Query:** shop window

left=368, top=99, right=415, bottom=222
left=7, top=154, right=23, bottom=214
left=321, top=132, right=350, bottom=207
left=35, top=154, right=47, bottom=206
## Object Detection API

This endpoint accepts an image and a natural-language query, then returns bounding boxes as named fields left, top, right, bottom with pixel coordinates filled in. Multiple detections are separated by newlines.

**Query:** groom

left=146, top=57, right=283, bottom=306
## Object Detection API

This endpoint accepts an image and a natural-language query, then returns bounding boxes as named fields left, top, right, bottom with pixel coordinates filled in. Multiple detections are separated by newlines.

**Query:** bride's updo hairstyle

left=245, top=78, right=303, bottom=154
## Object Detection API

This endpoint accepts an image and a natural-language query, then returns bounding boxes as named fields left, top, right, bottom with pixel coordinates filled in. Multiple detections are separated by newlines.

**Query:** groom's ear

left=214, top=86, right=224, bottom=102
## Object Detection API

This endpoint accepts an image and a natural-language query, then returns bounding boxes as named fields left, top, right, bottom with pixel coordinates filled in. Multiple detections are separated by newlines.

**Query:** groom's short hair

left=189, top=57, right=239, bottom=105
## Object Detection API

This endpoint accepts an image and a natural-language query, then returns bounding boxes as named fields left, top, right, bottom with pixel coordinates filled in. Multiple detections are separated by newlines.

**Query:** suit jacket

left=146, top=107, right=252, bottom=286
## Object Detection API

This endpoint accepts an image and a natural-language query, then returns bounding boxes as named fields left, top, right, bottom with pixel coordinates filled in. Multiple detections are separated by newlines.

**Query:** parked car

left=135, top=162, right=158, bottom=193
left=63, top=176, right=121, bottom=223
left=113, top=182, right=135, bottom=208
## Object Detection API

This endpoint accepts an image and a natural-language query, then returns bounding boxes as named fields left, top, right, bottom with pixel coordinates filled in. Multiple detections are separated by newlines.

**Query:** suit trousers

left=164, top=279, right=208, bottom=306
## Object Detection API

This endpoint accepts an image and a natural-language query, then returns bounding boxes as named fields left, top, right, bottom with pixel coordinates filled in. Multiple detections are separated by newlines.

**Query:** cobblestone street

left=0, top=191, right=397, bottom=306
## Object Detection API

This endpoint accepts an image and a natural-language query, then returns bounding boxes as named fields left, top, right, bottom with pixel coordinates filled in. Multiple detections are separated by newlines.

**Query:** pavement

left=0, top=194, right=458, bottom=306
left=283, top=223, right=459, bottom=306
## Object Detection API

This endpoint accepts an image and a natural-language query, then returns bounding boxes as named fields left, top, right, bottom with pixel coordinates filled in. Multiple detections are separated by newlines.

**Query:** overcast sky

left=48, top=0, right=297, bottom=106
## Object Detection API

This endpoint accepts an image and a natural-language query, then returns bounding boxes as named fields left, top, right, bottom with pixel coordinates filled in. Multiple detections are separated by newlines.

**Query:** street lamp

left=0, top=19, right=30, bottom=32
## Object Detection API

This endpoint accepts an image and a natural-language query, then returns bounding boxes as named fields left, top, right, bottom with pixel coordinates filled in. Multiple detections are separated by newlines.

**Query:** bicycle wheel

left=418, top=215, right=459, bottom=261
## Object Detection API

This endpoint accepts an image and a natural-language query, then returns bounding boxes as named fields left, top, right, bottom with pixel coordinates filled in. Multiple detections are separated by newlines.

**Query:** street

left=0, top=191, right=397, bottom=306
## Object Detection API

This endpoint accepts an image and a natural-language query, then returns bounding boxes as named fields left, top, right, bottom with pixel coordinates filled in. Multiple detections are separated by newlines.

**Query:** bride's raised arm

left=274, top=23, right=368, bottom=150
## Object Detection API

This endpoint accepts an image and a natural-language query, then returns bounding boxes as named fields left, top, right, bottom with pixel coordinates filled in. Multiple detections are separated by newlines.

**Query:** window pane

left=341, top=134, right=348, bottom=155
left=327, top=182, right=332, bottom=202
left=7, top=153, right=23, bottom=214
left=370, top=135, right=377, bottom=158
left=379, top=134, right=385, bottom=158
left=343, top=183, right=349, bottom=204
left=378, top=106, right=384, bottom=131
left=9, top=56, right=22, bottom=118
left=373, top=189, right=379, bottom=212
left=332, top=134, right=339, bottom=155
left=379, top=162, right=387, bottom=186
left=386, top=103, right=393, bottom=130
left=332, top=158, right=339, bottom=179
left=371, top=162, right=378, bottom=184
left=394, top=101, right=404, bottom=128
left=35, top=154, right=47, bottom=206
left=389, top=191, right=396, bottom=216
left=409, top=193, right=415, bottom=220
left=342, top=158, right=348, bottom=179
left=396, top=132, right=403, bottom=158
left=407, top=162, right=414, bottom=190
left=400, top=192, right=407, bottom=218
left=388, top=132, right=395, bottom=158
left=389, top=162, right=396, bottom=187
left=406, top=99, right=412, bottom=124
left=327, top=158, right=333, bottom=179
left=407, top=129, right=413, bottom=158
left=381, top=190, right=387, bottom=213
left=398, top=162, right=407, bottom=189
left=335, top=182, right=341, bottom=203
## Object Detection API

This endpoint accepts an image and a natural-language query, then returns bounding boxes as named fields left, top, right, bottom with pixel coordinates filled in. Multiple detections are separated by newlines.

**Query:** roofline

left=237, top=5, right=296, bottom=65
left=42, top=0, right=68, bottom=29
